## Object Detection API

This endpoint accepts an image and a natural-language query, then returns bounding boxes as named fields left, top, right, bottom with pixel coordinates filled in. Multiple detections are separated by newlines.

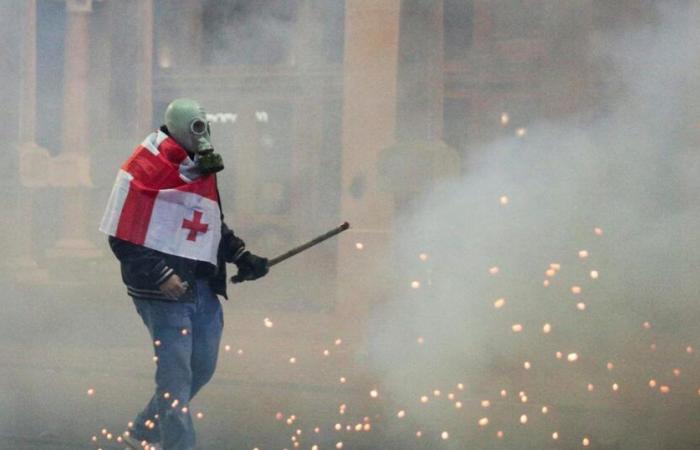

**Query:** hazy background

left=0, top=1, right=698, bottom=449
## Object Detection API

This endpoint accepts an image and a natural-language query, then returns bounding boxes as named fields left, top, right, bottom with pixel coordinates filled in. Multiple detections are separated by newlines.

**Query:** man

left=100, top=98, right=268, bottom=450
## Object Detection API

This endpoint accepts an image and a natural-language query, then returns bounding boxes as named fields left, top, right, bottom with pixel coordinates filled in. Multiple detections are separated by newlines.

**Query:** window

left=444, top=0, right=474, bottom=62
left=202, top=0, right=300, bottom=65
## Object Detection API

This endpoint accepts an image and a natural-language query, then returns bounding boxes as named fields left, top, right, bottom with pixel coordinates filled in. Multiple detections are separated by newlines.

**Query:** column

left=47, top=0, right=100, bottom=258
left=334, top=0, right=401, bottom=339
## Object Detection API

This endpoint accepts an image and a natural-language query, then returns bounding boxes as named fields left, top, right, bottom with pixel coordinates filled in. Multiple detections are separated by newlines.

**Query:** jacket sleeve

left=220, top=222, right=246, bottom=263
left=108, top=236, right=175, bottom=286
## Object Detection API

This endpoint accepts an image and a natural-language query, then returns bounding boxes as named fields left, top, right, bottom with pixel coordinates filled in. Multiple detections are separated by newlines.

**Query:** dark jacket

left=109, top=222, right=245, bottom=302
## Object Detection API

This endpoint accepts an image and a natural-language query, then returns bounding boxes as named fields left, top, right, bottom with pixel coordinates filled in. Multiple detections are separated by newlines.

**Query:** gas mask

left=164, top=98, right=224, bottom=174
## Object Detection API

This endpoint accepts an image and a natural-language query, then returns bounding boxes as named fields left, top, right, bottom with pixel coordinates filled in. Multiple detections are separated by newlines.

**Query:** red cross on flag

left=100, top=130, right=222, bottom=265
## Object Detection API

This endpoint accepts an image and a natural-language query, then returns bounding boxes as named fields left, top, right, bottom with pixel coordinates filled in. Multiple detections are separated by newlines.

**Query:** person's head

left=164, top=98, right=223, bottom=173
left=164, top=98, right=212, bottom=154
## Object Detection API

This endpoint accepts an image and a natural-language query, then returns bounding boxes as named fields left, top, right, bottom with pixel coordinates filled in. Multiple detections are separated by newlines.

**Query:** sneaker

left=122, top=431, right=162, bottom=449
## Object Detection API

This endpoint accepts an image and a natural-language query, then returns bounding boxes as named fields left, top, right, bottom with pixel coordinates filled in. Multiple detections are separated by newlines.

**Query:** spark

left=607, top=362, right=614, bottom=370
left=417, top=336, right=424, bottom=344
left=420, top=395, right=429, bottom=403
left=524, top=361, right=531, bottom=370
left=336, top=442, right=343, bottom=449
left=478, top=417, right=489, bottom=426
left=224, top=345, right=231, bottom=352
left=416, top=431, right=422, bottom=438
left=355, top=242, right=364, bottom=250
left=497, top=430, right=504, bottom=438
left=433, top=389, right=441, bottom=397
left=489, top=266, right=500, bottom=274
left=457, top=383, right=464, bottom=390
left=419, top=253, right=429, bottom=261
left=687, top=345, right=694, bottom=354
left=577, top=302, right=586, bottom=311
left=567, top=353, right=579, bottom=362
left=335, top=338, right=343, bottom=346
left=594, top=227, right=603, bottom=235
left=556, top=351, right=563, bottom=359
left=578, top=250, right=589, bottom=258
left=543, top=323, right=552, bottom=333
left=516, top=127, right=527, bottom=137
left=411, top=281, right=420, bottom=289
left=500, top=389, right=507, bottom=397
left=499, top=196, right=509, bottom=205
left=323, top=349, right=330, bottom=356
left=612, top=383, right=619, bottom=391
left=494, top=298, right=506, bottom=308
left=673, top=368, right=681, bottom=377
left=181, top=328, right=188, bottom=336
left=481, top=400, right=491, bottom=408
left=543, top=279, right=550, bottom=287
left=553, top=432, right=559, bottom=440
left=520, top=414, right=528, bottom=424
left=289, top=357, right=297, bottom=364
left=583, top=437, right=591, bottom=446
left=447, top=392, right=455, bottom=400
left=643, top=321, right=652, bottom=329
left=542, top=406, right=549, bottom=414
left=455, top=401, right=462, bottom=408
left=264, top=317, right=274, bottom=328
left=659, top=385, right=670, bottom=394
left=370, top=389, right=378, bottom=398
left=397, top=410, right=405, bottom=419
left=196, top=412, right=204, bottom=419
left=441, top=431, right=449, bottom=440
left=501, top=112, right=510, bottom=125
left=87, top=388, right=95, bottom=396
left=648, top=379, right=657, bottom=388
left=546, top=268, right=556, bottom=277
left=590, top=270, right=599, bottom=279
left=340, top=377, right=346, bottom=383
left=512, top=324, right=523, bottom=332
left=154, top=340, right=161, bottom=347
left=587, top=383, right=594, bottom=392
left=571, top=286, right=582, bottom=294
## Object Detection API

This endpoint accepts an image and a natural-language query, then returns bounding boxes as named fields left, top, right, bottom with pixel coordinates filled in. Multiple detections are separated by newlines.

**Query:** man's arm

left=108, top=236, right=187, bottom=299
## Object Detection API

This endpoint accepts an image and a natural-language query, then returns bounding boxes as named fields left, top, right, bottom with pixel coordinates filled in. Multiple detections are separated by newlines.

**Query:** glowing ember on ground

left=578, top=250, right=589, bottom=258
left=520, top=414, right=528, bottom=424
left=567, top=353, right=579, bottom=362
left=553, top=432, right=559, bottom=440
left=181, top=328, right=188, bottom=336
left=501, top=112, right=510, bottom=125
left=612, top=383, right=619, bottom=391
left=607, top=362, right=614, bottom=370
left=494, top=298, right=506, bottom=308
left=489, top=266, right=500, bottom=274
left=516, top=127, right=527, bottom=137
left=87, top=388, right=95, bottom=396
left=397, top=410, right=405, bottom=418
left=410, top=281, right=421, bottom=289
left=524, top=361, right=531, bottom=369
left=499, top=195, right=509, bottom=205
left=417, top=336, right=424, bottom=344
left=649, top=379, right=657, bottom=388
left=224, top=344, right=231, bottom=352
left=590, top=270, right=599, bottom=279
left=478, top=417, right=489, bottom=426
left=497, top=430, right=504, bottom=438
left=455, top=401, right=462, bottom=408
left=542, top=406, right=549, bottom=414
left=594, top=227, right=603, bottom=235
left=512, top=324, right=523, bottom=332
left=289, top=357, right=296, bottom=364
left=583, top=437, right=591, bottom=446
left=441, top=431, right=449, bottom=440
left=420, top=395, right=429, bottom=403
left=660, top=385, right=670, bottom=394
left=354, top=242, right=364, bottom=250
left=481, top=400, right=491, bottom=408
left=643, top=321, right=652, bottom=329
left=543, top=323, right=552, bottom=333
left=587, top=383, right=594, bottom=392
left=369, top=389, right=378, bottom=398
left=500, top=389, right=507, bottom=397
left=571, top=286, right=582, bottom=294
left=577, top=302, right=586, bottom=311
left=419, top=253, right=429, bottom=261
left=263, top=317, right=274, bottom=328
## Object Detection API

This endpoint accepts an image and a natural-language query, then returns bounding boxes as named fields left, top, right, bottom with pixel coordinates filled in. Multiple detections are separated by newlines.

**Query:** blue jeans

left=130, top=279, right=223, bottom=450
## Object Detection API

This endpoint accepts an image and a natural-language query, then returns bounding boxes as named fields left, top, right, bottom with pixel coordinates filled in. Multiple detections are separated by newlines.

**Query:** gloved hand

left=231, top=251, right=269, bottom=283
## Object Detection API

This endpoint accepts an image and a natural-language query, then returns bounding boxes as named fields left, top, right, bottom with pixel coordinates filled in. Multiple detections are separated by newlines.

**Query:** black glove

left=231, top=251, right=269, bottom=283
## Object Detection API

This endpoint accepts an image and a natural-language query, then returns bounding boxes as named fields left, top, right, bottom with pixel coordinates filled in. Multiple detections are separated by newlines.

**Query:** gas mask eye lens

left=191, top=119, right=207, bottom=135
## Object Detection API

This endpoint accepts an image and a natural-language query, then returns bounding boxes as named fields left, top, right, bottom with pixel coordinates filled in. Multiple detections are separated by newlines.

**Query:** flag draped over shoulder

left=100, top=130, right=222, bottom=265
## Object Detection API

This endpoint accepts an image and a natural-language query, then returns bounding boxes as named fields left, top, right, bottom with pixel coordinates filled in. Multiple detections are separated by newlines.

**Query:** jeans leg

left=190, top=280, right=224, bottom=398
left=133, top=299, right=197, bottom=450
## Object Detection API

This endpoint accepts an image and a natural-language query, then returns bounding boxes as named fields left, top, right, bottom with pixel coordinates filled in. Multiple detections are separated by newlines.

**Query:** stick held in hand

left=231, top=222, right=350, bottom=283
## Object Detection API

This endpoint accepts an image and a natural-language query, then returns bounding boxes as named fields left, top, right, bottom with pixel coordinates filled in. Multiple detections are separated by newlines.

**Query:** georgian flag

left=99, top=130, right=222, bottom=265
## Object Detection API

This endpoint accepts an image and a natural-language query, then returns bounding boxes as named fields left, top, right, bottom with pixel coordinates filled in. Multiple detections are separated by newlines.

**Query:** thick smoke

left=368, top=2, right=700, bottom=447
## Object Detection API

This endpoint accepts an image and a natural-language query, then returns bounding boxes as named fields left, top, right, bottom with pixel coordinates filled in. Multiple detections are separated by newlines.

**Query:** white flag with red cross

left=99, top=130, right=222, bottom=265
